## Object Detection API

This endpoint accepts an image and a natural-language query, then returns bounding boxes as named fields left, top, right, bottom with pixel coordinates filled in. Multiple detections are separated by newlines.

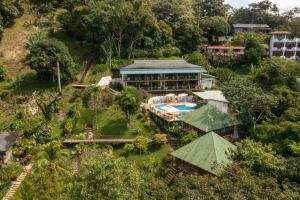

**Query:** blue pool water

left=155, top=104, right=197, bottom=111
left=173, top=105, right=196, bottom=111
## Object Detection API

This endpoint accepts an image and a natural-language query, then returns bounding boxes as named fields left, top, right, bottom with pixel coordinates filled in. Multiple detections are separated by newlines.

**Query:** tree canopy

left=72, top=149, right=142, bottom=200
left=26, top=39, right=78, bottom=82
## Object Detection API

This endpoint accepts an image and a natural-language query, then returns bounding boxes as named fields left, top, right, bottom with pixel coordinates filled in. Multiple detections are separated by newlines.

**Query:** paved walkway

left=2, top=164, right=32, bottom=200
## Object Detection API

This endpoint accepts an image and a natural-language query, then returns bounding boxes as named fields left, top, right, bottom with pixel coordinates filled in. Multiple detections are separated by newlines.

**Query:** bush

left=63, top=118, right=74, bottom=133
left=92, top=64, right=109, bottom=74
left=123, top=143, right=135, bottom=155
left=160, top=45, right=181, bottom=57
left=153, top=134, right=168, bottom=147
left=0, top=162, right=22, bottom=196
left=229, top=32, right=270, bottom=46
left=179, top=130, right=198, bottom=145
left=133, top=136, right=149, bottom=153
left=184, top=51, right=210, bottom=67
left=13, top=138, right=37, bottom=163
left=110, top=82, right=123, bottom=91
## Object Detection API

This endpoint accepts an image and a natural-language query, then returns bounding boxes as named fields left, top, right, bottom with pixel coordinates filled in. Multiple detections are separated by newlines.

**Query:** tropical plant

left=36, top=92, right=61, bottom=121
left=26, top=39, right=78, bottom=82
left=0, top=65, right=7, bottom=81
left=133, top=136, right=149, bottom=153
left=116, top=86, right=141, bottom=127
left=26, top=29, right=44, bottom=50
left=71, top=148, right=142, bottom=200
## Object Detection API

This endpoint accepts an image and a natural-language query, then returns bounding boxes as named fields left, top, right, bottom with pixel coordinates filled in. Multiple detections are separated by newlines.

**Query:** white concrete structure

left=193, top=90, right=228, bottom=113
left=269, top=31, right=300, bottom=60
left=97, top=76, right=112, bottom=89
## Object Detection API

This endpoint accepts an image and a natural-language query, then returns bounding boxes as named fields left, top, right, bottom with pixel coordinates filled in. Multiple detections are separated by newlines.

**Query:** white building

left=193, top=90, right=228, bottom=113
left=269, top=31, right=300, bottom=60
left=233, top=24, right=271, bottom=34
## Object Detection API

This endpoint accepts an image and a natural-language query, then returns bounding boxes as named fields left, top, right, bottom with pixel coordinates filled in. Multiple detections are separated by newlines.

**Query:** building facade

left=205, top=46, right=245, bottom=56
left=269, top=31, right=300, bottom=60
left=120, top=60, right=210, bottom=92
left=233, top=24, right=271, bottom=34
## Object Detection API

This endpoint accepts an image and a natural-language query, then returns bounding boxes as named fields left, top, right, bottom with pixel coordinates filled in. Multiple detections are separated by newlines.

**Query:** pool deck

left=144, top=102, right=194, bottom=122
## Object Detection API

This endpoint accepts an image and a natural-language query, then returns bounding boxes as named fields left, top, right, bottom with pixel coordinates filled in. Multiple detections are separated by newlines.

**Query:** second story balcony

left=125, top=74, right=200, bottom=82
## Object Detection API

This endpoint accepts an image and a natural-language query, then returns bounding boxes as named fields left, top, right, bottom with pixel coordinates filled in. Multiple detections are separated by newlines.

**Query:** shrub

left=229, top=32, right=270, bottom=46
left=184, top=51, right=210, bottom=67
left=110, top=82, right=123, bottom=91
left=123, top=143, right=135, bottom=155
left=63, top=118, right=74, bottom=133
left=153, top=134, right=168, bottom=147
left=0, top=162, right=22, bottom=194
left=92, top=64, right=109, bottom=74
left=180, top=130, right=198, bottom=145
left=133, top=136, right=149, bottom=153
left=160, top=45, right=180, bottom=57
left=13, top=138, right=37, bottom=163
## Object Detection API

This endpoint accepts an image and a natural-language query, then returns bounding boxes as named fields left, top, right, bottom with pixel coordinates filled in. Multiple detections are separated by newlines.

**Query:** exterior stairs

left=2, top=164, right=32, bottom=200
left=164, top=167, right=178, bottom=185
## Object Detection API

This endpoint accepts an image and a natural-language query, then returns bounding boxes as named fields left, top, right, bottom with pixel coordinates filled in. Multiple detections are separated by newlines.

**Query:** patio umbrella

left=178, top=93, right=188, bottom=97
left=166, top=93, right=176, bottom=97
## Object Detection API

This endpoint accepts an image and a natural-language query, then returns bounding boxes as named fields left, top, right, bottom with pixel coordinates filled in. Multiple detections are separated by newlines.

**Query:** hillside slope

left=0, top=10, right=34, bottom=77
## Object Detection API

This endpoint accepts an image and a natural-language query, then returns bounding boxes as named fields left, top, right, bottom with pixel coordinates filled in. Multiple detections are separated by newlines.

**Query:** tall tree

left=243, top=38, right=265, bottom=66
left=221, top=79, right=278, bottom=131
left=26, top=39, right=78, bottom=82
left=116, top=86, right=141, bottom=127
left=71, top=149, right=142, bottom=200
left=193, top=0, right=229, bottom=18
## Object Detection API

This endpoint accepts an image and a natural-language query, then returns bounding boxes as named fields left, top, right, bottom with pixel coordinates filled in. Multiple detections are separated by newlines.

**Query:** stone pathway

left=2, top=164, right=32, bottom=200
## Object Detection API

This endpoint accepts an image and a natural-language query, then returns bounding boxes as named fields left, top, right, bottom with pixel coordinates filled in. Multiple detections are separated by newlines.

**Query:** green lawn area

left=113, top=144, right=170, bottom=165
left=76, top=104, right=154, bottom=139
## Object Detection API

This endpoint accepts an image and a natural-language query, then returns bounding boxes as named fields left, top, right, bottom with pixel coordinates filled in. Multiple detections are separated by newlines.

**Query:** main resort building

left=120, top=60, right=213, bottom=92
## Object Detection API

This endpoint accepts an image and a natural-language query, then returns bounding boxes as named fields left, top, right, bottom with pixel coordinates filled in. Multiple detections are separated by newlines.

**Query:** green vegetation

left=0, top=0, right=299, bottom=199
left=26, top=39, right=79, bottom=82
left=116, top=86, right=141, bottom=127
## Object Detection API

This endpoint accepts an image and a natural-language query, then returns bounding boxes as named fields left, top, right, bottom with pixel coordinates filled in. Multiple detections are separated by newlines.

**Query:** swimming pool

left=155, top=103, right=197, bottom=112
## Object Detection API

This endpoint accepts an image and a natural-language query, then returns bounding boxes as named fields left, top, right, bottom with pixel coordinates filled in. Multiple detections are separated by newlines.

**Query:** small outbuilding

left=193, top=90, right=228, bottom=113
left=0, top=132, right=21, bottom=164
left=171, top=131, right=236, bottom=175
left=179, top=104, right=240, bottom=137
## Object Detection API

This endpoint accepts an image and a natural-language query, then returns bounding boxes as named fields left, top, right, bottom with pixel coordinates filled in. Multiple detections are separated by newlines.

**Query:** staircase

left=164, top=167, right=178, bottom=185
left=2, top=164, right=32, bottom=200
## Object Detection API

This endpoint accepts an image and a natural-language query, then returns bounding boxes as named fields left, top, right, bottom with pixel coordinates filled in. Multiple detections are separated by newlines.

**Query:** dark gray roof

left=233, top=24, right=270, bottom=28
left=0, top=132, right=21, bottom=152
left=121, top=60, right=202, bottom=69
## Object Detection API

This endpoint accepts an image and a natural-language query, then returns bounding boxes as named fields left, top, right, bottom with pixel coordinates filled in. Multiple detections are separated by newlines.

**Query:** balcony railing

left=125, top=75, right=199, bottom=81
left=131, top=85, right=198, bottom=91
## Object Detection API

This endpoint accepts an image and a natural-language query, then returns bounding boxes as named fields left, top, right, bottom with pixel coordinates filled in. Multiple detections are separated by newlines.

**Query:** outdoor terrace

left=144, top=94, right=197, bottom=122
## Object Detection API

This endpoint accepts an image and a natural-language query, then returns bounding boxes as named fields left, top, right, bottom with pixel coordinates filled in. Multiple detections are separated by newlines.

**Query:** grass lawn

left=114, top=144, right=170, bottom=165
left=84, top=64, right=112, bottom=84
left=75, top=104, right=154, bottom=139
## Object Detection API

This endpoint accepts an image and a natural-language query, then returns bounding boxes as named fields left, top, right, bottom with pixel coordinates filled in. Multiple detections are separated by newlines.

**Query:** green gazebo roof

left=179, top=104, right=240, bottom=132
left=171, top=132, right=236, bottom=175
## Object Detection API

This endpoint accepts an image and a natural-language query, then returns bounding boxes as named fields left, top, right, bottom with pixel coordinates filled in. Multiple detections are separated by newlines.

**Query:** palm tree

left=34, top=141, right=72, bottom=176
